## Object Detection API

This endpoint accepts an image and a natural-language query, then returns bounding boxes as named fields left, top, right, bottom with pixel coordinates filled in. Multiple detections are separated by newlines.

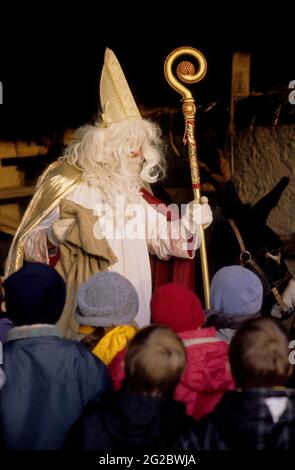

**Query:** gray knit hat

left=210, top=265, right=263, bottom=316
left=75, top=271, right=139, bottom=327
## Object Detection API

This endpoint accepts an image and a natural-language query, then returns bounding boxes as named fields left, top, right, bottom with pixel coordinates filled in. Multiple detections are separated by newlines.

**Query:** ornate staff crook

left=164, top=46, right=210, bottom=308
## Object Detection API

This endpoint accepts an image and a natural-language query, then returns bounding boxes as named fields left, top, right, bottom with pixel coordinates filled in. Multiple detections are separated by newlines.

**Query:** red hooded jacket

left=109, top=282, right=234, bottom=420
left=109, top=326, right=234, bottom=420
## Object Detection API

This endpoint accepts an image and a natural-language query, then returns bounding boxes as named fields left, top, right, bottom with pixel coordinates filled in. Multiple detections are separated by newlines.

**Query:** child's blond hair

left=124, top=325, right=186, bottom=397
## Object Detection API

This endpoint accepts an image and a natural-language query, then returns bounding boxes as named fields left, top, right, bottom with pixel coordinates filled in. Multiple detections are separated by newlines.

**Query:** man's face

left=129, top=149, right=143, bottom=174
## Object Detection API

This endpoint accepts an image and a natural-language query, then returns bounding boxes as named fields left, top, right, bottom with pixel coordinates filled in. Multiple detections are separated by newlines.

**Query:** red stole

left=141, top=188, right=195, bottom=291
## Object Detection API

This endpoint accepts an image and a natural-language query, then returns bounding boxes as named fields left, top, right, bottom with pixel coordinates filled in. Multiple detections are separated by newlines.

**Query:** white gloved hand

left=47, top=218, right=75, bottom=246
left=182, top=196, right=213, bottom=234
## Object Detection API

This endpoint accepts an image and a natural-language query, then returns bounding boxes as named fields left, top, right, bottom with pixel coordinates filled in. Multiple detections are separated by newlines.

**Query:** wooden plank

left=228, top=52, right=251, bottom=176
left=0, top=141, right=48, bottom=159
left=229, top=52, right=251, bottom=135
left=0, top=222, right=17, bottom=235
left=0, top=185, right=35, bottom=200
left=0, top=129, right=76, bottom=159
left=0, top=211, right=19, bottom=234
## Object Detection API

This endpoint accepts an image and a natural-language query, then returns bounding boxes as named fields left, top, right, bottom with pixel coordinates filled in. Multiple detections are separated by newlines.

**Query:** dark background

left=0, top=4, right=293, bottom=140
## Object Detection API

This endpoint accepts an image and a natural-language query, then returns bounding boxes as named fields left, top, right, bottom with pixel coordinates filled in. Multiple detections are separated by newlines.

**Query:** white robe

left=24, top=182, right=198, bottom=327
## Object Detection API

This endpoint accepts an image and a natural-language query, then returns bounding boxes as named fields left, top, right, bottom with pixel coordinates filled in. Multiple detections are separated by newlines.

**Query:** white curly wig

left=60, top=118, right=166, bottom=206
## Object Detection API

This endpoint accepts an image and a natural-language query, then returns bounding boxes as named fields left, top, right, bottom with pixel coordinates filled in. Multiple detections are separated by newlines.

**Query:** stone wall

left=232, top=124, right=295, bottom=237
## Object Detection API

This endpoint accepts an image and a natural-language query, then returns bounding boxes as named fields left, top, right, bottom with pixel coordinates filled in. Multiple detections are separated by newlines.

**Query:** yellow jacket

left=80, top=324, right=138, bottom=365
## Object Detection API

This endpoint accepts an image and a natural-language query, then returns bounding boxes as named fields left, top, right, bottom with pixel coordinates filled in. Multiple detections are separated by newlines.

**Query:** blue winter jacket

left=0, top=324, right=112, bottom=449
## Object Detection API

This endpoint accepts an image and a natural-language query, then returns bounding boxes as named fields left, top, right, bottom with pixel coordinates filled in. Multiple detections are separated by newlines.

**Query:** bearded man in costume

left=5, top=49, right=213, bottom=338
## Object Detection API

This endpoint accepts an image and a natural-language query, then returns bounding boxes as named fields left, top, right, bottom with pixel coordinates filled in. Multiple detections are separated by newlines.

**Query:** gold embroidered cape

left=5, top=160, right=83, bottom=277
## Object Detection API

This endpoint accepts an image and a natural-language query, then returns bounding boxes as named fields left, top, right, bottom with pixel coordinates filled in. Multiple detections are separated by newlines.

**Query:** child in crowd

left=151, top=283, right=234, bottom=419
left=0, top=368, right=5, bottom=390
left=110, top=283, right=234, bottom=420
left=195, top=317, right=295, bottom=449
left=65, top=325, right=200, bottom=451
left=0, top=232, right=14, bottom=342
left=76, top=271, right=139, bottom=365
left=205, top=265, right=263, bottom=342
left=0, top=281, right=13, bottom=343
left=0, top=262, right=112, bottom=450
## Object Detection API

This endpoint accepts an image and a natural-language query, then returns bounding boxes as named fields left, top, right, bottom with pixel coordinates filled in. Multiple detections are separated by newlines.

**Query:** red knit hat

left=150, top=283, right=205, bottom=333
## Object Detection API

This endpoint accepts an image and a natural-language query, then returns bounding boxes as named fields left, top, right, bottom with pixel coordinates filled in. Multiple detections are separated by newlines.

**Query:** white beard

left=83, top=161, right=144, bottom=210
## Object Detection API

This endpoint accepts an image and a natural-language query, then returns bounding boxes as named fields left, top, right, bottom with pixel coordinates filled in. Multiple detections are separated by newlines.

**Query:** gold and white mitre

left=100, top=48, right=141, bottom=127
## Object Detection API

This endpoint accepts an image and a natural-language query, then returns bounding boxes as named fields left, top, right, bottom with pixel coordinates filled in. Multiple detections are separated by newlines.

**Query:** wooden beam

left=229, top=52, right=251, bottom=176
left=0, top=141, right=48, bottom=159
left=0, top=185, right=35, bottom=200
left=229, top=52, right=251, bottom=135
left=0, top=129, right=76, bottom=159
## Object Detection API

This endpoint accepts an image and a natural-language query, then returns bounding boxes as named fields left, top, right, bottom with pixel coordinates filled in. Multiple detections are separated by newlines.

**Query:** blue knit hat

left=3, top=262, right=66, bottom=325
left=210, top=266, right=263, bottom=316
left=75, top=271, right=139, bottom=327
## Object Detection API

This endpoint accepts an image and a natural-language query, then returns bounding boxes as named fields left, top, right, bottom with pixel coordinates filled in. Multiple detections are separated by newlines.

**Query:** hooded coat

left=0, top=326, right=112, bottom=449
left=144, top=282, right=234, bottom=419
left=109, top=327, right=234, bottom=421
left=65, top=388, right=199, bottom=451
left=195, top=389, right=295, bottom=449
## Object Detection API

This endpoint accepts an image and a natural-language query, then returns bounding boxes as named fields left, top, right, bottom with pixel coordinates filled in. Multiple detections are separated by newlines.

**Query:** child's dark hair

left=229, top=317, right=291, bottom=389
left=123, top=324, right=186, bottom=397
left=80, top=327, right=105, bottom=350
